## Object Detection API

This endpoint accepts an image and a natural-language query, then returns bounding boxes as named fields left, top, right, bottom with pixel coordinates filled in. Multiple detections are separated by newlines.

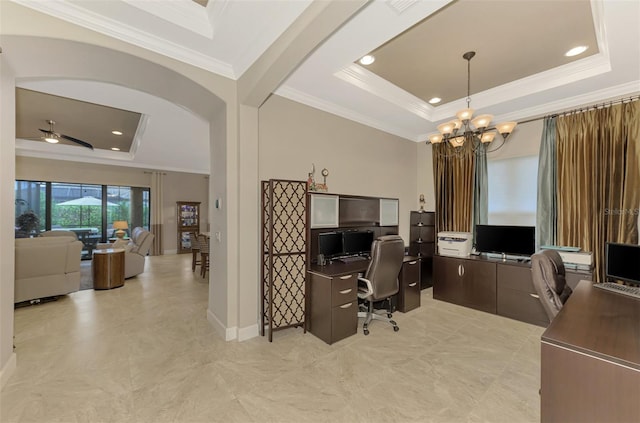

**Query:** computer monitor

left=343, top=231, right=374, bottom=256
left=318, top=231, right=343, bottom=258
left=475, top=224, right=536, bottom=257
left=605, top=242, right=640, bottom=284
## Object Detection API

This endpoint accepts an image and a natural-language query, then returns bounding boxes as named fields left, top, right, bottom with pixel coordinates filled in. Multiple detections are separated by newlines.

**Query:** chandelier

left=428, top=51, right=517, bottom=154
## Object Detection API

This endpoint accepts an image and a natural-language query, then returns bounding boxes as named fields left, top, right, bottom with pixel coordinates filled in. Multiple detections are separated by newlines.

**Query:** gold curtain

left=556, top=100, right=640, bottom=282
left=432, top=143, right=475, bottom=234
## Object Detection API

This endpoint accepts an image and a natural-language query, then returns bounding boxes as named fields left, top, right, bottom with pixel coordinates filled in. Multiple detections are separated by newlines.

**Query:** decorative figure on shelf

left=307, top=164, right=317, bottom=191
left=419, top=194, right=426, bottom=212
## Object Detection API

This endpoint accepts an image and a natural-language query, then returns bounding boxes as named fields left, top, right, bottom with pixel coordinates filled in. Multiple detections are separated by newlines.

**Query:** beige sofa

left=97, top=227, right=154, bottom=279
left=14, top=236, right=83, bottom=303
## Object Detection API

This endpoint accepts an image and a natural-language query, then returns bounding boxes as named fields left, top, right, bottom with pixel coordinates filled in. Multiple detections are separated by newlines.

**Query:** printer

left=541, top=246, right=592, bottom=270
left=437, top=231, right=472, bottom=257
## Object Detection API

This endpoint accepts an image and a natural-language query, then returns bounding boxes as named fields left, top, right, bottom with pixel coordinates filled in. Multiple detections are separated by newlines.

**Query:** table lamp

left=113, top=221, right=128, bottom=238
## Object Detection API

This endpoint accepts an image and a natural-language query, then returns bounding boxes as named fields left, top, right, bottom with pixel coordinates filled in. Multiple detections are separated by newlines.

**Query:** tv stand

left=434, top=254, right=592, bottom=326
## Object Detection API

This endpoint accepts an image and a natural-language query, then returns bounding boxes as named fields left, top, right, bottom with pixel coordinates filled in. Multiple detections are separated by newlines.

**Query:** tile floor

left=2, top=254, right=544, bottom=422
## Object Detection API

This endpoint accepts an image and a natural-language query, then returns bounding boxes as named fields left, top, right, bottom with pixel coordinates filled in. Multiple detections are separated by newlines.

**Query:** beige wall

left=258, top=95, right=418, bottom=243
left=0, top=50, right=17, bottom=388
left=15, top=156, right=209, bottom=253
left=487, top=120, right=543, bottom=161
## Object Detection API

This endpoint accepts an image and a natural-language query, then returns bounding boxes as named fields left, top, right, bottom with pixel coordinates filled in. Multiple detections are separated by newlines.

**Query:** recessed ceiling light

left=111, top=147, right=120, bottom=151
left=359, top=55, right=375, bottom=65
left=565, top=46, right=588, bottom=57
left=429, top=97, right=442, bottom=104
left=111, top=130, right=123, bottom=135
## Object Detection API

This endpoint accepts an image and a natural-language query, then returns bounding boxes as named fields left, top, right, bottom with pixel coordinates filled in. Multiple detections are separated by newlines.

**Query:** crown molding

left=128, top=114, right=148, bottom=157
left=122, top=0, right=213, bottom=39
left=275, top=86, right=421, bottom=141
left=335, top=65, right=434, bottom=120
left=15, top=139, right=209, bottom=174
left=494, top=81, right=640, bottom=124
left=12, top=0, right=235, bottom=78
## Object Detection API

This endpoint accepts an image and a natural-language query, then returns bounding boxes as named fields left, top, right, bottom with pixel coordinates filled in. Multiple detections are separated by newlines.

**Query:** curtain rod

left=517, top=94, right=640, bottom=125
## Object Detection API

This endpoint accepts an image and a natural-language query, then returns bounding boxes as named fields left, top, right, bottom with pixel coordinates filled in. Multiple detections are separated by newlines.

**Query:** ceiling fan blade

left=59, top=133, right=94, bottom=150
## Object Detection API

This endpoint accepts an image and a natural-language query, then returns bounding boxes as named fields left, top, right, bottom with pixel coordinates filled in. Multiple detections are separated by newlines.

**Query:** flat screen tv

left=318, top=231, right=343, bottom=258
left=475, top=224, right=536, bottom=257
left=343, top=231, right=374, bottom=255
left=606, top=242, right=640, bottom=284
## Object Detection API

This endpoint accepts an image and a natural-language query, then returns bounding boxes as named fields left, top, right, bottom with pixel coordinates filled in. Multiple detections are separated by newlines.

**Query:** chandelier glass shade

left=428, top=51, right=517, bottom=154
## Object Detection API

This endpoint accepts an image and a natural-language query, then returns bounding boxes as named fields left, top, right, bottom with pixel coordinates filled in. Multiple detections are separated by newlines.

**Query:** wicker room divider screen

left=260, top=179, right=307, bottom=342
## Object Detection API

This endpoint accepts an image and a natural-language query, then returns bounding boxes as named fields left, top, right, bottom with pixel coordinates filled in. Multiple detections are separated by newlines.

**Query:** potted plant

left=16, top=210, right=40, bottom=237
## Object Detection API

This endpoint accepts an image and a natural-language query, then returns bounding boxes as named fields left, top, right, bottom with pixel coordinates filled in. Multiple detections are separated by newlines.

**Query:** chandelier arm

left=485, top=137, right=507, bottom=154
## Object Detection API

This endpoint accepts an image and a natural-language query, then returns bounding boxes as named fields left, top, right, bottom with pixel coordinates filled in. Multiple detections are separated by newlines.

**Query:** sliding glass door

left=16, top=180, right=151, bottom=259
left=51, top=183, right=103, bottom=257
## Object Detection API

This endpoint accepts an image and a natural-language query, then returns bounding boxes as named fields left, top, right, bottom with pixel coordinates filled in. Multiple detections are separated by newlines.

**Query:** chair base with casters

left=357, top=276, right=399, bottom=335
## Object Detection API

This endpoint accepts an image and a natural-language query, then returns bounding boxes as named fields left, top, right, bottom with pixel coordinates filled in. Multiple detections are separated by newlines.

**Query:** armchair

left=357, top=235, right=405, bottom=335
left=97, top=227, right=154, bottom=279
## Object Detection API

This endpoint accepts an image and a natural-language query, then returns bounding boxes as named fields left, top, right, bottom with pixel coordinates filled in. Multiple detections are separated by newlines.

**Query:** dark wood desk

left=540, top=280, right=640, bottom=423
left=307, top=256, right=420, bottom=344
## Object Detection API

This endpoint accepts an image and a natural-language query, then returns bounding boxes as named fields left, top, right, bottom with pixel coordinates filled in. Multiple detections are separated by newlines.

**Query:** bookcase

left=409, top=211, right=435, bottom=288
left=176, top=201, right=200, bottom=254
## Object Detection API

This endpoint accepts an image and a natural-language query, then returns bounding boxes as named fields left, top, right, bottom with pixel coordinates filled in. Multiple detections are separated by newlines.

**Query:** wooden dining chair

left=198, top=234, right=210, bottom=278
left=189, top=232, right=201, bottom=272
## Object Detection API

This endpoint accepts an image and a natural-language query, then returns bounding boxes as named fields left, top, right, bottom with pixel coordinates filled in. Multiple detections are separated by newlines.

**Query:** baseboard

left=0, top=352, right=17, bottom=389
left=207, top=308, right=236, bottom=341
left=206, top=309, right=259, bottom=342
left=237, top=323, right=259, bottom=342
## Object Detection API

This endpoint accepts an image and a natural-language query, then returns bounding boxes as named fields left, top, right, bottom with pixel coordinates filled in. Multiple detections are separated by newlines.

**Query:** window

left=16, top=180, right=150, bottom=258
left=14, top=181, right=46, bottom=236
left=487, top=156, right=538, bottom=226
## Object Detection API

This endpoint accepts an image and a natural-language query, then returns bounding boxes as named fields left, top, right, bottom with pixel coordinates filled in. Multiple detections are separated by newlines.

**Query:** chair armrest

left=357, top=277, right=373, bottom=299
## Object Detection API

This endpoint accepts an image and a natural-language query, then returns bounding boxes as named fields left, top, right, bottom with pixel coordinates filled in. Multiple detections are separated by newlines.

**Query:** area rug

left=79, top=260, right=93, bottom=291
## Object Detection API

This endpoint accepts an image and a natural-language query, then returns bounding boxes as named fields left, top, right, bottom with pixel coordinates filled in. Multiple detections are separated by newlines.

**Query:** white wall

left=15, top=157, right=209, bottom=253
left=258, top=95, right=418, bottom=244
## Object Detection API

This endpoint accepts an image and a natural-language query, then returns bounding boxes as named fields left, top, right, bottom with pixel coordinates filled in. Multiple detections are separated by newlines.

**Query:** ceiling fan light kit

left=38, top=119, right=94, bottom=150
left=428, top=51, right=517, bottom=155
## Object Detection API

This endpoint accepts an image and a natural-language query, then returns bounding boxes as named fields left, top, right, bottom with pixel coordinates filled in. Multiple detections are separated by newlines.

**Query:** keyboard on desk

left=337, top=256, right=368, bottom=263
left=594, top=282, right=640, bottom=299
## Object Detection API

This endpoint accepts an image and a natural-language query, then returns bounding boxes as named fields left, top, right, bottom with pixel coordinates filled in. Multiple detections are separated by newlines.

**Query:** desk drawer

left=497, top=287, right=549, bottom=327
left=331, top=273, right=357, bottom=305
left=402, top=260, right=420, bottom=285
left=398, top=260, right=421, bottom=312
left=331, top=300, right=358, bottom=342
left=497, top=263, right=534, bottom=293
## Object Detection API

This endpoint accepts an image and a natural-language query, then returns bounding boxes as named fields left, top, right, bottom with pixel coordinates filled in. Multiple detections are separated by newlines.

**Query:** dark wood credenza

left=541, top=281, right=640, bottom=422
left=433, top=254, right=592, bottom=326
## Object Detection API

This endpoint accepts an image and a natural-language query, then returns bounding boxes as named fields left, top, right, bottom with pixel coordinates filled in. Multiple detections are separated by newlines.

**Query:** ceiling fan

left=39, top=120, right=94, bottom=150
